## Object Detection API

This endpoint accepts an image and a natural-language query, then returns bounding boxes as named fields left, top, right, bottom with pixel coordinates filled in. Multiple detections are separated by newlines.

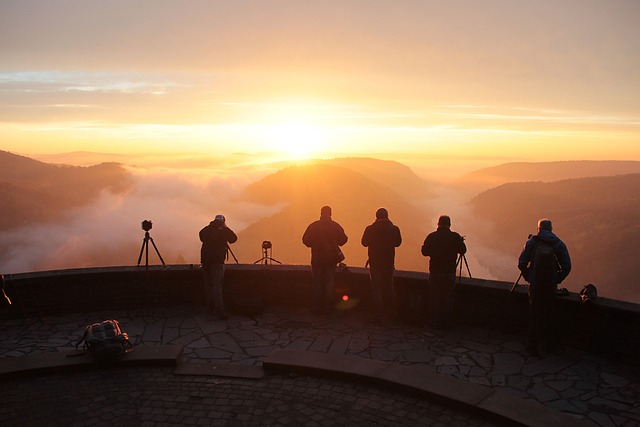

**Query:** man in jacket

left=362, top=208, right=402, bottom=322
left=518, top=218, right=571, bottom=355
left=200, top=214, right=237, bottom=319
left=421, top=215, right=467, bottom=329
left=302, top=206, right=348, bottom=314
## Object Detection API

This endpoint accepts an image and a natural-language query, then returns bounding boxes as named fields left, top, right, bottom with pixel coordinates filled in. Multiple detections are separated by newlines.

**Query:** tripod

left=456, top=253, right=472, bottom=283
left=254, top=241, right=282, bottom=267
left=137, top=230, right=166, bottom=270
left=226, top=243, right=239, bottom=264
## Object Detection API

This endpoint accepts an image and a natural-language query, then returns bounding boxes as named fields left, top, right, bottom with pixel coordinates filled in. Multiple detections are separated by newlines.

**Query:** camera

left=141, top=220, right=153, bottom=232
left=262, top=240, right=272, bottom=250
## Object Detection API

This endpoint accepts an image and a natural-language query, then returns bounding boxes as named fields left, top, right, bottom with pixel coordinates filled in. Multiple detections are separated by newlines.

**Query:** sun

left=266, top=122, right=322, bottom=160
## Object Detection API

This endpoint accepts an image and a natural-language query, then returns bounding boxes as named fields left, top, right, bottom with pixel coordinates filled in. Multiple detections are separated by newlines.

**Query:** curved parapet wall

left=2, top=264, right=639, bottom=360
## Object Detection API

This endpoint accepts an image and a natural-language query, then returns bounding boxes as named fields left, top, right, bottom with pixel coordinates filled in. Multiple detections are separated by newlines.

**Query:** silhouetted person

left=200, top=214, right=237, bottom=319
left=362, top=208, right=402, bottom=322
left=302, top=205, right=348, bottom=314
left=421, top=215, right=466, bottom=329
left=518, top=218, right=571, bottom=355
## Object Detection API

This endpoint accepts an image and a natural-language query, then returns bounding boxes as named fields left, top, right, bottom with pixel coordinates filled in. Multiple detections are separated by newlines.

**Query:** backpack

left=532, top=239, right=559, bottom=283
left=76, top=319, right=133, bottom=362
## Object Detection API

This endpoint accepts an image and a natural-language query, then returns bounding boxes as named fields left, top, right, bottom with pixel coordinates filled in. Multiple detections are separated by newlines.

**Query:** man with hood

left=302, top=205, right=348, bottom=314
left=362, top=208, right=402, bottom=322
left=518, top=218, right=571, bottom=355
left=200, top=214, right=237, bottom=319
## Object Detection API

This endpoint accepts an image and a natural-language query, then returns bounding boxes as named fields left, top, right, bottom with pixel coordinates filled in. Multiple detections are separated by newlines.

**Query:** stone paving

left=1, top=304, right=639, bottom=426
left=0, top=366, right=501, bottom=426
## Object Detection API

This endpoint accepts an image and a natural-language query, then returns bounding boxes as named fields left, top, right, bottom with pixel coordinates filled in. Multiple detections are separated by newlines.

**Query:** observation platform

left=0, top=265, right=638, bottom=426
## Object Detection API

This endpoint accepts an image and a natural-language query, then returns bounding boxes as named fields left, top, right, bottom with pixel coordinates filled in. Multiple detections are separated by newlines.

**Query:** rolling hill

left=456, top=160, right=640, bottom=195
left=234, top=159, right=436, bottom=271
left=0, top=150, right=132, bottom=231
left=470, top=173, right=640, bottom=303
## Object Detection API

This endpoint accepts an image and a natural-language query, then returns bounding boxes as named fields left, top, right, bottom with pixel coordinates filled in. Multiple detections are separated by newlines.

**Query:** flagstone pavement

left=1, top=304, right=638, bottom=426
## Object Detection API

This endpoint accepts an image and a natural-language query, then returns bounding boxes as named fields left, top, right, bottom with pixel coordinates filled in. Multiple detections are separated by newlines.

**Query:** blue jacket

left=518, top=229, right=571, bottom=284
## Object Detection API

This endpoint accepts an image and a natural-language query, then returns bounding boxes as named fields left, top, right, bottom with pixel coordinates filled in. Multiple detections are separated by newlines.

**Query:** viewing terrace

left=1, top=264, right=639, bottom=426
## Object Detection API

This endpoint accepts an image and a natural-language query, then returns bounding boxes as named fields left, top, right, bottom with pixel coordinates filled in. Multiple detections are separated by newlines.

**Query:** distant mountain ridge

left=235, top=159, right=434, bottom=270
left=456, top=160, right=640, bottom=195
left=470, top=172, right=640, bottom=303
left=0, top=150, right=132, bottom=231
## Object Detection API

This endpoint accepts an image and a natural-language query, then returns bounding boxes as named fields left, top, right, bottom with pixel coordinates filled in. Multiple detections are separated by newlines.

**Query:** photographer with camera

left=421, top=215, right=466, bottom=330
left=199, top=214, right=237, bottom=319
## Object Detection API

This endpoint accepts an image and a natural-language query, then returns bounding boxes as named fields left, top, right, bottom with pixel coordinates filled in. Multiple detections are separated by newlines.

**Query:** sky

left=1, top=0, right=639, bottom=163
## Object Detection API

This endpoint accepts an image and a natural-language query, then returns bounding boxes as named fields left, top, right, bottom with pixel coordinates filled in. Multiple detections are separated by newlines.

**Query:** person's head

left=437, top=215, right=451, bottom=228
left=214, top=214, right=226, bottom=225
left=320, top=205, right=332, bottom=217
left=538, top=218, right=552, bottom=232
left=375, top=207, right=389, bottom=220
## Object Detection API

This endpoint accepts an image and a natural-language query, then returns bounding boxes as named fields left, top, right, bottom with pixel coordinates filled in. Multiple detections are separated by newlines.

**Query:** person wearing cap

left=302, top=205, right=348, bottom=314
left=361, top=208, right=402, bottom=323
left=421, top=215, right=466, bottom=329
left=199, top=214, right=237, bottom=319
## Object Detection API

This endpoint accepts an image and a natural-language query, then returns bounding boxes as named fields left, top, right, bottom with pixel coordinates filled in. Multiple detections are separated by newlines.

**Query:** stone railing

left=2, top=264, right=638, bottom=361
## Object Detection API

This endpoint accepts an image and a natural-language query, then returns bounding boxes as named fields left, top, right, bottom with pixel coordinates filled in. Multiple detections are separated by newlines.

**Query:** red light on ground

left=342, top=295, right=349, bottom=301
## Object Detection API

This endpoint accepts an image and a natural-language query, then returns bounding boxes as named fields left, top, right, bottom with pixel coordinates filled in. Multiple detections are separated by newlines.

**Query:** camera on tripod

left=262, top=240, right=272, bottom=250
left=141, top=220, right=153, bottom=232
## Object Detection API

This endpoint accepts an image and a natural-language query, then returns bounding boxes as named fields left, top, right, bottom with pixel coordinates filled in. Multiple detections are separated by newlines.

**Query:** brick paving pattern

left=1, top=367, right=500, bottom=426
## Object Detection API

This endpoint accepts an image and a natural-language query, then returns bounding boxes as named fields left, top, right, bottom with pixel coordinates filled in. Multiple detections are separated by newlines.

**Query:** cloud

left=0, top=165, right=278, bottom=273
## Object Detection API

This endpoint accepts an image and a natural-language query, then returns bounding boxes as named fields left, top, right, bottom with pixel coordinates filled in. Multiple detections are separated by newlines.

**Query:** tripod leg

left=463, top=255, right=472, bottom=279
left=148, top=237, right=166, bottom=266
left=137, top=238, right=147, bottom=266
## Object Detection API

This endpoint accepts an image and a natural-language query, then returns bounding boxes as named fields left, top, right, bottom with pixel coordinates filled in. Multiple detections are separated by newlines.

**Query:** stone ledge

left=0, top=344, right=183, bottom=379
left=174, top=361, right=264, bottom=379
left=263, top=349, right=595, bottom=427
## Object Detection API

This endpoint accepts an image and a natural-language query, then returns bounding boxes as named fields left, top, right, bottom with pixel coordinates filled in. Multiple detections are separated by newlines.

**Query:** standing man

left=421, top=215, right=466, bottom=329
left=200, top=214, right=237, bottom=319
left=362, top=208, right=402, bottom=323
left=518, top=218, right=571, bottom=355
left=302, top=205, right=348, bottom=314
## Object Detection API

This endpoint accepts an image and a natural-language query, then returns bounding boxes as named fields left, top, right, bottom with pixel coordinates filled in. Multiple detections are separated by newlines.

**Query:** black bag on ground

left=76, top=319, right=133, bottom=362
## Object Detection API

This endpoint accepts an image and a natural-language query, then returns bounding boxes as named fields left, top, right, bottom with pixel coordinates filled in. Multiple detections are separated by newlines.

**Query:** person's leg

left=370, top=267, right=384, bottom=315
left=427, top=273, right=445, bottom=327
left=528, top=283, right=543, bottom=354
left=310, top=265, right=323, bottom=313
left=202, top=265, right=214, bottom=311
left=380, top=268, right=397, bottom=320
left=442, top=273, right=456, bottom=329
left=322, top=266, right=336, bottom=313
left=541, top=284, right=558, bottom=350
left=211, top=264, right=228, bottom=318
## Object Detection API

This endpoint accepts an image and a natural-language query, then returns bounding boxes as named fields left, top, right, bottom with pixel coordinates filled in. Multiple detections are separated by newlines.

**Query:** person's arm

left=421, top=235, right=431, bottom=257
left=302, top=224, right=314, bottom=248
left=336, top=224, right=348, bottom=246
left=361, top=226, right=370, bottom=247
left=557, top=243, right=572, bottom=283
left=518, top=238, right=535, bottom=280
left=225, top=227, right=238, bottom=244
left=394, top=226, right=402, bottom=247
